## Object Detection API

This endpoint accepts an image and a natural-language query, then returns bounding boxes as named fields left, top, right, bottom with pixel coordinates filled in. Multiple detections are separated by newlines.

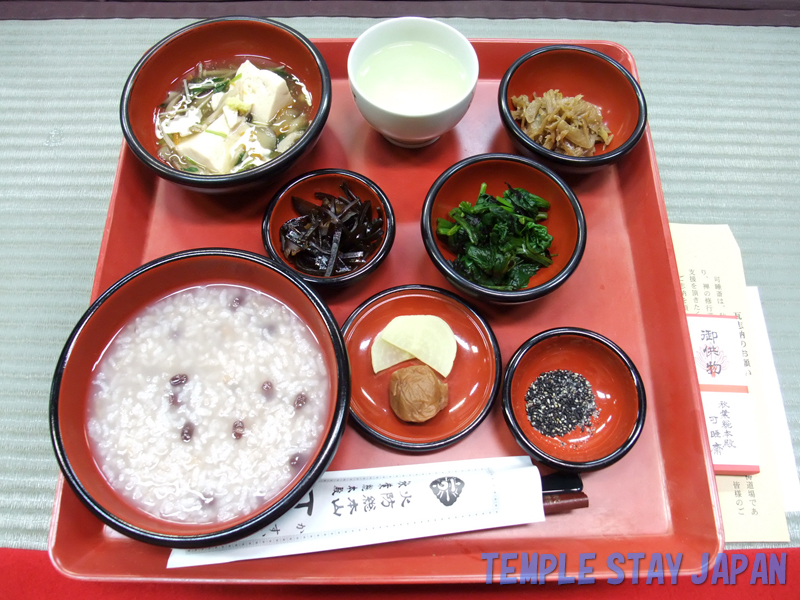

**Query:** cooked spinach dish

left=436, top=183, right=553, bottom=291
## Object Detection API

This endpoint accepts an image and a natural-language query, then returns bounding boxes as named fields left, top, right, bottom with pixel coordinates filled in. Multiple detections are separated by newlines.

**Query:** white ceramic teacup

left=347, top=17, right=479, bottom=148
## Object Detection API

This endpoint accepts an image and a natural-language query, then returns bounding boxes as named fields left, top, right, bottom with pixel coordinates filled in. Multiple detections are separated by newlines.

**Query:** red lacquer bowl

left=120, top=17, right=331, bottom=193
left=342, top=285, right=501, bottom=452
left=498, top=45, right=647, bottom=173
left=421, top=153, right=586, bottom=303
left=502, top=327, right=646, bottom=471
left=49, top=249, right=349, bottom=548
left=262, top=169, right=395, bottom=288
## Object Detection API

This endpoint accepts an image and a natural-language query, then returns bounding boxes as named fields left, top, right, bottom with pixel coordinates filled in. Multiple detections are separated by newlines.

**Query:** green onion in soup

left=155, top=59, right=312, bottom=175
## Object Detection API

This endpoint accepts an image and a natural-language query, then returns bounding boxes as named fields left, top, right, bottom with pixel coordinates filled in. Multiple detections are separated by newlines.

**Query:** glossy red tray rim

left=48, top=37, right=724, bottom=585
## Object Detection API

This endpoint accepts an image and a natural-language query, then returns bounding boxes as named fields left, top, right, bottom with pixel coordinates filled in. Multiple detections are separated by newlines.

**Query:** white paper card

left=686, top=314, right=748, bottom=388
left=745, top=287, right=800, bottom=511
left=700, top=390, right=759, bottom=472
left=669, top=223, right=790, bottom=541
left=167, top=456, right=543, bottom=569
left=685, top=314, right=758, bottom=473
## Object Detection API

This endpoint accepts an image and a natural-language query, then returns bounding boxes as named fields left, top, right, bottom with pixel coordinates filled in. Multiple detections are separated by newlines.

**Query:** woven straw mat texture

left=0, top=17, right=798, bottom=550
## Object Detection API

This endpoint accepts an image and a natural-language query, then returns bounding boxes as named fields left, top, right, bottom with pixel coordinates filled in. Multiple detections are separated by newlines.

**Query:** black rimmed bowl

left=502, top=327, right=646, bottom=472
left=262, top=169, right=395, bottom=289
left=49, top=248, right=349, bottom=548
left=421, top=153, right=586, bottom=304
left=498, top=45, right=647, bottom=173
left=341, top=285, right=501, bottom=452
left=120, top=17, right=331, bottom=194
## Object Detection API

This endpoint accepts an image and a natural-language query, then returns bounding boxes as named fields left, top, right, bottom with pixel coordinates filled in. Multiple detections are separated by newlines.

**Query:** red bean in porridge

left=87, top=284, right=330, bottom=524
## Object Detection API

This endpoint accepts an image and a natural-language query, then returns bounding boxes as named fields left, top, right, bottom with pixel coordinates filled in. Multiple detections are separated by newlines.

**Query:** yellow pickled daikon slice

left=371, top=330, right=414, bottom=374
left=378, top=315, right=457, bottom=378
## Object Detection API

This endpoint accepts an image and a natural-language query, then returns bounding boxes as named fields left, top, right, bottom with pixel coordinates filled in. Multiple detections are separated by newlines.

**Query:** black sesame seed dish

left=525, top=369, right=598, bottom=439
left=502, top=327, right=646, bottom=472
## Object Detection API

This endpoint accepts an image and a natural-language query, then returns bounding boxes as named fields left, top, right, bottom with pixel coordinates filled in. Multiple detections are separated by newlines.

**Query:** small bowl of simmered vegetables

left=421, top=153, right=586, bottom=303
left=263, top=169, right=396, bottom=288
left=498, top=45, right=647, bottom=173
left=120, top=17, right=331, bottom=193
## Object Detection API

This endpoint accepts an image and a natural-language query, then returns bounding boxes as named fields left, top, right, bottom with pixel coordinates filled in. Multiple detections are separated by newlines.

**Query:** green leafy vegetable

left=436, top=182, right=554, bottom=291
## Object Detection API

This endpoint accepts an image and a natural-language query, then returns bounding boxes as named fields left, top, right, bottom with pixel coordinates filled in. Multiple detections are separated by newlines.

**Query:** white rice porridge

left=87, top=284, right=330, bottom=524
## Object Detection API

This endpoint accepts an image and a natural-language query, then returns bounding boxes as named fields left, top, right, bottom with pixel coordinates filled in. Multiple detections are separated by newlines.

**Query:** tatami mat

left=1, top=17, right=798, bottom=550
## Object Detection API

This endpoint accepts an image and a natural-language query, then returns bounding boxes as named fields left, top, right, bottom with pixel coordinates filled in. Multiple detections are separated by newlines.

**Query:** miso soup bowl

left=498, top=45, right=647, bottom=174
left=121, top=17, right=331, bottom=193
left=49, top=248, right=350, bottom=548
left=347, top=17, right=479, bottom=148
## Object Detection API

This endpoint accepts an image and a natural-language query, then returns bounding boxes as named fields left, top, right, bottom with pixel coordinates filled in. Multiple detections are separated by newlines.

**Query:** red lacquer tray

left=48, top=38, right=723, bottom=584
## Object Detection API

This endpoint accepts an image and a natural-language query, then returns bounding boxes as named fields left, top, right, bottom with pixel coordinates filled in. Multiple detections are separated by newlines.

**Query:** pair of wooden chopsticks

left=541, top=472, right=589, bottom=515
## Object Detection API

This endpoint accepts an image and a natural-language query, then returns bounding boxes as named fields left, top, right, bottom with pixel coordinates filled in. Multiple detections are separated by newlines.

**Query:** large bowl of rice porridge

left=50, top=248, right=349, bottom=548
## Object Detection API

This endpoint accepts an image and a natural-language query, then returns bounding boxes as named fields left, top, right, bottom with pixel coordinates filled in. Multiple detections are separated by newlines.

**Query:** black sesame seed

left=232, top=420, right=245, bottom=439
left=294, top=393, right=307, bottom=409
left=262, top=381, right=274, bottom=399
left=525, top=370, right=597, bottom=438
